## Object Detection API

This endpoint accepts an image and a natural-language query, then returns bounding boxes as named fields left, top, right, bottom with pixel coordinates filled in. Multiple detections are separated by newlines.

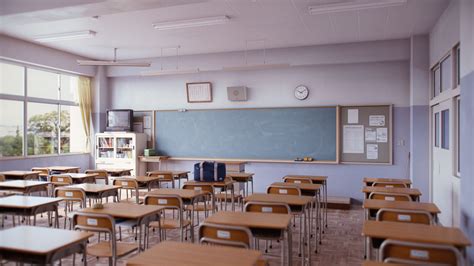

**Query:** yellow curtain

left=78, top=76, right=92, bottom=151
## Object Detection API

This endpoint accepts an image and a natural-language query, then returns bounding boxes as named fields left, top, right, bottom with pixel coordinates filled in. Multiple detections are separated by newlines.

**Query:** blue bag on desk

left=194, top=161, right=226, bottom=182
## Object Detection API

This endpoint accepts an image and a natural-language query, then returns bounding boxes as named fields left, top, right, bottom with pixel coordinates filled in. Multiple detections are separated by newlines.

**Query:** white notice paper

left=369, top=115, right=385, bottom=126
left=143, top=116, right=152, bottom=129
left=348, top=109, right=359, bottom=124
left=343, top=125, right=364, bottom=153
left=376, top=128, right=388, bottom=143
left=144, top=129, right=152, bottom=142
left=367, top=144, right=378, bottom=160
left=365, top=128, right=377, bottom=142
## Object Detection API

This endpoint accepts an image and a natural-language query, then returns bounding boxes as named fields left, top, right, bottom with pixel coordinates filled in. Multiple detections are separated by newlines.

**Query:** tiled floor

left=1, top=201, right=365, bottom=265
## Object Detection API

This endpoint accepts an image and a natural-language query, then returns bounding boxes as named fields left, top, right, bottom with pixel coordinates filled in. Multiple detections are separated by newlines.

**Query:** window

left=433, top=66, right=441, bottom=98
left=441, top=55, right=452, bottom=92
left=0, top=61, right=89, bottom=158
left=456, top=98, right=461, bottom=175
left=441, top=109, right=449, bottom=149
left=455, top=45, right=461, bottom=87
left=434, top=112, right=440, bottom=147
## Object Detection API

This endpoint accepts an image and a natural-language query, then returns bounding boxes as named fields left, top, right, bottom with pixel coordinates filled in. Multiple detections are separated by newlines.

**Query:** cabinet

left=95, top=132, right=146, bottom=176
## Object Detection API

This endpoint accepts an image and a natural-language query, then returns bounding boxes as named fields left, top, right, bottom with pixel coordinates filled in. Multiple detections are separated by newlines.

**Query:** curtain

left=78, top=76, right=92, bottom=151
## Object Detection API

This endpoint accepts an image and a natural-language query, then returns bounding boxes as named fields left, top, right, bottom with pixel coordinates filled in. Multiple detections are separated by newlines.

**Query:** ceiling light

left=141, top=68, right=200, bottom=76
left=223, top=63, right=291, bottom=72
left=153, top=15, right=230, bottom=30
left=34, top=30, right=96, bottom=42
left=308, top=0, right=407, bottom=15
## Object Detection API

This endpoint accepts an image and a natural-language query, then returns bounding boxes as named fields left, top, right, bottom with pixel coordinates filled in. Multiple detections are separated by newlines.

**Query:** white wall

left=429, top=0, right=460, bottom=66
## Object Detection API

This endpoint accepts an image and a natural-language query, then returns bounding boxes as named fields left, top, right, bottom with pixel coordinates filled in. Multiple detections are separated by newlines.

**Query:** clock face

left=294, top=85, right=309, bottom=100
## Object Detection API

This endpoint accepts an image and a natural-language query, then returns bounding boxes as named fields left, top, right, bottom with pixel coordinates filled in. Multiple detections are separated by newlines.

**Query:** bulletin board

left=339, top=105, right=392, bottom=164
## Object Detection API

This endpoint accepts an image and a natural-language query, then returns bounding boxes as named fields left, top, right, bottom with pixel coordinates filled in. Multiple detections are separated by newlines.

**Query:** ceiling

left=0, top=0, right=449, bottom=60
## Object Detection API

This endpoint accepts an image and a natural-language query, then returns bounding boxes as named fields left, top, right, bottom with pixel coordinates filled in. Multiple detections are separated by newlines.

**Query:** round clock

left=294, top=85, right=309, bottom=100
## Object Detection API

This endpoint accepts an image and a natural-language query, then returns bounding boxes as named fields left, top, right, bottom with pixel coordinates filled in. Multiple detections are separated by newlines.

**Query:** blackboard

left=154, top=107, right=338, bottom=162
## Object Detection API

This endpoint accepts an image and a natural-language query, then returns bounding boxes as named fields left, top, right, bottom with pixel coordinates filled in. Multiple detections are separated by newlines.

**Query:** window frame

left=455, top=97, right=461, bottom=177
left=0, top=59, right=88, bottom=159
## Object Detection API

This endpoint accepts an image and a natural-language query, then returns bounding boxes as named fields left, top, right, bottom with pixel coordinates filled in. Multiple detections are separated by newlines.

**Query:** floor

left=1, top=201, right=365, bottom=266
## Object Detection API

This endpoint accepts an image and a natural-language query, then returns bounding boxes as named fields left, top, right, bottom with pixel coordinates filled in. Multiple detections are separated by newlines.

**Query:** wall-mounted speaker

left=227, top=86, right=248, bottom=101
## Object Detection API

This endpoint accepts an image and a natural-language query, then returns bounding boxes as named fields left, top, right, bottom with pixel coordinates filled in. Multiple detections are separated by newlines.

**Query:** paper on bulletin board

left=144, top=129, right=152, bottom=142
left=365, top=128, right=376, bottom=142
left=369, top=115, right=385, bottom=126
left=367, top=144, right=378, bottom=159
left=343, top=125, right=364, bottom=153
left=348, top=109, right=359, bottom=124
left=376, top=128, right=388, bottom=143
left=143, top=116, right=152, bottom=129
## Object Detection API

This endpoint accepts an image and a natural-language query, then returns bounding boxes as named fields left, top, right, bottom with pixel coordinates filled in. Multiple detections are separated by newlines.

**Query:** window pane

left=441, top=55, right=452, bottom=92
left=27, top=102, right=58, bottom=155
left=441, top=109, right=449, bottom=149
left=27, top=68, right=59, bottom=99
left=434, top=112, right=439, bottom=147
left=60, top=105, right=86, bottom=153
left=456, top=47, right=461, bottom=86
left=433, top=67, right=441, bottom=97
left=0, top=100, right=24, bottom=157
left=0, top=62, right=24, bottom=96
left=60, top=75, right=79, bottom=103
left=457, top=99, right=461, bottom=173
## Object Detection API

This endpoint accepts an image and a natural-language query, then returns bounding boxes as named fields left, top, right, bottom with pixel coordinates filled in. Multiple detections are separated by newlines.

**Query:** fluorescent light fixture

left=141, top=68, right=200, bottom=76
left=308, top=0, right=407, bottom=15
left=153, top=15, right=230, bottom=30
left=77, top=60, right=151, bottom=67
left=34, top=30, right=96, bottom=42
left=222, top=63, right=290, bottom=72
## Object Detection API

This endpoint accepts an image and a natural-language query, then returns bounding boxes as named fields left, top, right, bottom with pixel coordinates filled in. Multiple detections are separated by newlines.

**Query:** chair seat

left=88, top=241, right=138, bottom=258
left=150, top=218, right=191, bottom=229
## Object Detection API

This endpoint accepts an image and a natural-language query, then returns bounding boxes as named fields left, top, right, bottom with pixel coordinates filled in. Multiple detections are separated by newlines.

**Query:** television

left=106, top=109, right=134, bottom=132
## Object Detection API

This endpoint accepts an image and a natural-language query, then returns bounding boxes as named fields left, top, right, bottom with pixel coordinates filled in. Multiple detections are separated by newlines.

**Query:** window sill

left=0, top=152, right=90, bottom=161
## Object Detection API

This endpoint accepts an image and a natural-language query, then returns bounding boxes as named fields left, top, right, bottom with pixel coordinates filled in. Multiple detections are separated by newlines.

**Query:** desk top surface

left=362, top=199, right=440, bottom=213
left=79, top=202, right=164, bottom=219
left=184, top=180, right=233, bottom=187
left=147, top=170, right=190, bottom=176
left=0, top=180, right=50, bottom=188
left=362, top=186, right=421, bottom=196
left=119, top=175, right=162, bottom=183
left=271, top=182, right=321, bottom=191
left=245, top=193, right=313, bottom=206
left=147, top=188, right=208, bottom=199
left=283, top=175, right=328, bottom=182
left=47, top=166, right=80, bottom=171
left=66, top=184, right=120, bottom=193
left=0, top=195, right=62, bottom=208
left=0, top=171, right=41, bottom=176
left=363, top=177, right=411, bottom=184
left=56, top=173, right=98, bottom=179
left=205, top=211, right=291, bottom=230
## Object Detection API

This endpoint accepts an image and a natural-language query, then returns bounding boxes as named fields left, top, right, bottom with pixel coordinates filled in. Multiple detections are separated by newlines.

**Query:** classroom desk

left=362, top=186, right=422, bottom=201
left=363, top=177, right=412, bottom=187
left=119, top=175, right=162, bottom=190
left=226, top=172, right=254, bottom=196
left=0, top=180, right=50, bottom=195
left=138, top=156, right=170, bottom=171
left=216, top=160, right=247, bottom=172
left=79, top=202, right=164, bottom=251
left=126, top=240, right=262, bottom=266
left=47, top=166, right=80, bottom=173
left=283, top=175, right=328, bottom=229
left=66, top=184, right=120, bottom=204
left=103, top=168, right=133, bottom=176
left=184, top=180, right=235, bottom=211
left=205, top=211, right=293, bottom=266
left=362, top=199, right=441, bottom=221
left=53, top=173, right=98, bottom=184
left=0, top=171, right=41, bottom=180
left=0, top=195, right=61, bottom=227
left=362, top=220, right=471, bottom=260
left=0, top=226, right=92, bottom=265
left=147, top=170, right=190, bottom=188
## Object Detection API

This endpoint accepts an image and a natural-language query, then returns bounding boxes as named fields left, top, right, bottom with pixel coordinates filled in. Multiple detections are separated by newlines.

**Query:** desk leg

left=231, top=184, right=235, bottom=211
left=138, top=222, right=143, bottom=252
left=324, top=181, right=328, bottom=228
left=82, top=240, right=88, bottom=266
left=288, top=224, right=293, bottom=266
left=306, top=204, right=311, bottom=266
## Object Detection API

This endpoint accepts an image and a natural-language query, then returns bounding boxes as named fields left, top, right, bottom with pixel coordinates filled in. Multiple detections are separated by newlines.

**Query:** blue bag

left=194, top=161, right=226, bottom=182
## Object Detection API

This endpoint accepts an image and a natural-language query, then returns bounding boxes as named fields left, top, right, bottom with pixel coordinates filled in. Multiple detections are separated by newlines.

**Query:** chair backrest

left=376, top=208, right=433, bottom=225
left=147, top=171, right=174, bottom=181
left=50, top=175, right=73, bottom=185
left=85, top=169, right=109, bottom=184
left=379, top=239, right=463, bottom=266
left=244, top=201, right=291, bottom=214
left=372, top=182, right=407, bottom=188
left=369, top=192, right=412, bottom=202
left=182, top=183, right=214, bottom=194
left=54, top=187, right=86, bottom=207
left=0, top=174, right=4, bottom=182
left=199, top=222, right=253, bottom=249
left=144, top=194, right=183, bottom=210
left=31, top=167, right=49, bottom=175
left=73, top=212, right=115, bottom=233
left=266, top=185, right=301, bottom=196
left=283, top=177, right=312, bottom=184
left=113, top=178, right=138, bottom=189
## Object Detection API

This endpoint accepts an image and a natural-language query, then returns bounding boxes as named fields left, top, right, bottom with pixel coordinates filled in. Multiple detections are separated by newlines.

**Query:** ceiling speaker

left=227, top=86, right=248, bottom=101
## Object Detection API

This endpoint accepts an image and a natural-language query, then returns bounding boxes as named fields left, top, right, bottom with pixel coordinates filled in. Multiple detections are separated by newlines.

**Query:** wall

left=108, top=40, right=411, bottom=202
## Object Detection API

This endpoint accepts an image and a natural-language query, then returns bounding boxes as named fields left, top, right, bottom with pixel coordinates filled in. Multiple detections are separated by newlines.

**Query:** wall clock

left=294, top=85, right=309, bottom=100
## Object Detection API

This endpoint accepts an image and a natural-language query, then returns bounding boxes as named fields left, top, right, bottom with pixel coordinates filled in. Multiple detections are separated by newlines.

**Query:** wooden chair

left=145, top=194, right=193, bottom=242
left=283, top=177, right=312, bottom=184
left=368, top=192, right=412, bottom=201
left=182, top=183, right=215, bottom=226
left=50, top=175, right=73, bottom=187
left=147, top=171, right=175, bottom=188
left=85, top=169, right=109, bottom=185
left=376, top=208, right=433, bottom=225
left=266, top=185, right=301, bottom=196
left=72, top=213, right=138, bottom=266
left=113, top=178, right=141, bottom=204
left=54, top=187, right=86, bottom=229
left=379, top=239, right=464, bottom=265
left=0, top=174, right=4, bottom=182
left=372, top=182, right=407, bottom=188
left=31, top=167, right=49, bottom=181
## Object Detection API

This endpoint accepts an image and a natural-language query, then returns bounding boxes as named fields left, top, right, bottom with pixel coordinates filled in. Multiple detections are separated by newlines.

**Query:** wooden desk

left=47, top=166, right=80, bottom=173
left=147, top=188, right=208, bottom=201
left=226, top=172, right=254, bottom=196
left=138, top=156, right=170, bottom=171
left=119, top=175, right=162, bottom=190
left=363, top=177, right=412, bottom=187
left=216, top=161, right=247, bottom=172
left=126, top=240, right=262, bottom=266
left=363, top=199, right=440, bottom=220
left=0, top=226, right=92, bottom=265
left=205, top=211, right=293, bottom=266
left=0, top=171, right=41, bottom=180
left=147, top=170, right=190, bottom=188
left=362, top=186, right=422, bottom=201
left=0, top=195, right=61, bottom=227
left=0, top=180, right=50, bottom=195
left=103, top=168, right=133, bottom=176
left=184, top=180, right=236, bottom=211
left=57, top=173, right=98, bottom=184
left=79, top=202, right=164, bottom=250
left=66, top=184, right=120, bottom=203
left=362, top=220, right=471, bottom=260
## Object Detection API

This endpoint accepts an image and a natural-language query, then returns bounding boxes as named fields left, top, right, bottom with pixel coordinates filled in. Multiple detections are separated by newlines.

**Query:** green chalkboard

left=155, top=107, right=337, bottom=161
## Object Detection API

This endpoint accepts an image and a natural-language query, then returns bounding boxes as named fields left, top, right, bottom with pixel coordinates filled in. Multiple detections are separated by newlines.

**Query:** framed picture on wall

left=186, top=82, right=212, bottom=103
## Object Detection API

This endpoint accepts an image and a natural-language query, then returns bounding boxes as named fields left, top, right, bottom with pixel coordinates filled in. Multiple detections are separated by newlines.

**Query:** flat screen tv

left=106, top=109, right=133, bottom=131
